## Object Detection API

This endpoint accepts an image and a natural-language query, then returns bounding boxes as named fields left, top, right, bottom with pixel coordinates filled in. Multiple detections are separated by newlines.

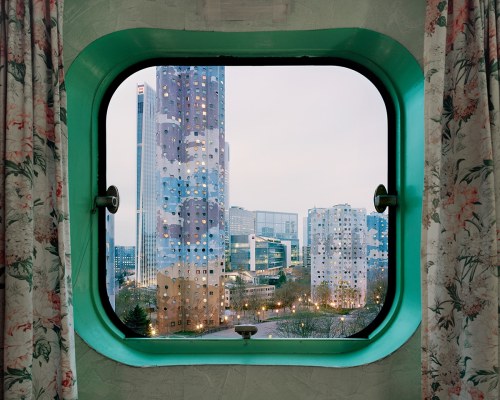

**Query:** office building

left=254, top=210, right=299, bottom=264
left=229, top=206, right=255, bottom=236
left=230, top=234, right=288, bottom=271
left=114, top=246, right=136, bottom=278
left=135, top=83, right=157, bottom=287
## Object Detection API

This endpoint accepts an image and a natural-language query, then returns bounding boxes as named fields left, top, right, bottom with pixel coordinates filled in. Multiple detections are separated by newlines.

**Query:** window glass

left=105, top=65, right=389, bottom=338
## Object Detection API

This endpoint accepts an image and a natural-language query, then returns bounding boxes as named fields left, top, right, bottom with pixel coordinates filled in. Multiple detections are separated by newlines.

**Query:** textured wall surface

left=64, top=0, right=425, bottom=68
left=65, top=0, right=425, bottom=398
left=76, top=330, right=420, bottom=400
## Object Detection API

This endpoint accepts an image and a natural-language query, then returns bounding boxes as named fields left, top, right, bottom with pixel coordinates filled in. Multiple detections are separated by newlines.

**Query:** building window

left=68, top=28, right=422, bottom=366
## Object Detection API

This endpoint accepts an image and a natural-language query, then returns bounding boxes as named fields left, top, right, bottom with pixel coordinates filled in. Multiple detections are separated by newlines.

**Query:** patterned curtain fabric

left=423, top=0, right=500, bottom=399
left=0, top=1, right=77, bottom=399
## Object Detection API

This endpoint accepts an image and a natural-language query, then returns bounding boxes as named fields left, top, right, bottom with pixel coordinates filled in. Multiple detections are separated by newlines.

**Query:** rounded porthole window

left=67, top=28, right=422, bottom=367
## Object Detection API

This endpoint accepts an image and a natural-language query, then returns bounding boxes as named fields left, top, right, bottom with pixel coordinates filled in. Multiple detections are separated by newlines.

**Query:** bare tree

left=274, top=281, right=300, bottom=311
left=229, top=276, right=247, bottom=313
left=367, top=270, right=388, bottom=312
left=314, top=281, right=331, bottom=306
left=334, top=280, right=360, bottom=309
left=247, top=290, right=263, bottom=321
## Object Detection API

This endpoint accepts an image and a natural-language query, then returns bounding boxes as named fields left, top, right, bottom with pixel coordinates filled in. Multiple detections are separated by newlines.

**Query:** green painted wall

left=64, top=1, right=425, bottom=399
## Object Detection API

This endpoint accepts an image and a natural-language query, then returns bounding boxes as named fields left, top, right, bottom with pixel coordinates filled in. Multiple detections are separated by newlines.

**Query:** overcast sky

left=107, top=66, right=387, bottom=247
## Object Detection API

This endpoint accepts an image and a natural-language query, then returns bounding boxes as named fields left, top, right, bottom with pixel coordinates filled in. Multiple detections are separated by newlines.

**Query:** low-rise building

left=224, top=284, right=275, bottom=309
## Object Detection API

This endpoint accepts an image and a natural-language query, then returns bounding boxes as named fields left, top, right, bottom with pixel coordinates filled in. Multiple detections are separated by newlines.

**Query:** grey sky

left=107, top=66, right=387, bottom=246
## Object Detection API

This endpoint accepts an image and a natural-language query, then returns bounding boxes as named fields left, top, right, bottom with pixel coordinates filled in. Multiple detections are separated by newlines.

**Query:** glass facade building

left=230, top=234, right=287, bottom=271
left=229, top=206, right=255, bottom=236
left=253, top=210, right=299, bottom=264
left=136, top=83, right=157, bottom=287
left=114, top=246, right=136, bottom=276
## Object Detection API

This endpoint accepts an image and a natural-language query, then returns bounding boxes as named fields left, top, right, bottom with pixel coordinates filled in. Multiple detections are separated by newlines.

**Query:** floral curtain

left=0, top=0, right=77, bottom=399
left=423, top=0, right=500, bottom=398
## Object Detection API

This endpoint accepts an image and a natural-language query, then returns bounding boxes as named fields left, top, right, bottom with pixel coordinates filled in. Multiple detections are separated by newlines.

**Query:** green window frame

left=67, top=28, right=423, bottom=367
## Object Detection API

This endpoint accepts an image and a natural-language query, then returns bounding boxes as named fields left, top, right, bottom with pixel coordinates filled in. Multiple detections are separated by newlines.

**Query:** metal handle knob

left=94, top=185, right=120, bottom=214
left=373, top=184, right=397, bottom=213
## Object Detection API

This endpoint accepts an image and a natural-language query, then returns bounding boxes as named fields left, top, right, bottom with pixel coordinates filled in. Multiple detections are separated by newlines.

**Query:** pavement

left=200, top=320, right=279, bottom=339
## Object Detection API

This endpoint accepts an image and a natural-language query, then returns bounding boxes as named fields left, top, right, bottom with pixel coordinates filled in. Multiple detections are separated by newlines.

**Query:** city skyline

left=107, top=65, right=388, bottom=247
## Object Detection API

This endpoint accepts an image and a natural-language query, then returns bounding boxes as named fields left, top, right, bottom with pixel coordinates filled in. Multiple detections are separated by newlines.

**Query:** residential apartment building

left=154, top=66, right=226, bottom=333
left=309, top=205, right=368, bottom=308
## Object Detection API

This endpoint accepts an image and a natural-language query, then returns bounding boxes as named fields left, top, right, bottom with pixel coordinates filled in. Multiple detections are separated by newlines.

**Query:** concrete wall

left=64, top=1, right=425, bottom=398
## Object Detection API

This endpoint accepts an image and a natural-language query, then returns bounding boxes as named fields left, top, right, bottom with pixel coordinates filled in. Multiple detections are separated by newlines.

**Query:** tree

left=274, top=281, right=299, bottom=311
left=230, top=276, right=247, bottom=312
left=277, top=270, right=287, bottom=287
left=275, top=312, right=320, bottom=338
left=247, top=289, right=264, bottom=321
left=292, top=267, right=311, bottom=301
left=275, top=311, right=337, bottom=338
left=115, top=283, right=156, bottom=320
left=314, top=281, right=332, bottom=306
left=367, top=270, right=388, bottom=311
left=123, top=304, right=151, bottom=336
left=333, top=280, right=360, bottom=309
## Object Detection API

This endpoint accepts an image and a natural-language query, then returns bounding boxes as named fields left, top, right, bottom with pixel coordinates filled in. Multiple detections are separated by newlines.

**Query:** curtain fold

left=0, top=1, right=77, bottom=399
left=423, top=0, right=500, bottom=398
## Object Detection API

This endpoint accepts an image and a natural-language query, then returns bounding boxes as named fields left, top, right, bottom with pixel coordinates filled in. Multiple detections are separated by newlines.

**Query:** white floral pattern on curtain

left=423, top=0, right=500, bottom=399
left=0, top=0, right=77, bottom=399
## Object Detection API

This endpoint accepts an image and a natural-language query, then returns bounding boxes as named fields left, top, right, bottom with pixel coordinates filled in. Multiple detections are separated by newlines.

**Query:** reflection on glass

left=106, top=65, right=388, bottom=338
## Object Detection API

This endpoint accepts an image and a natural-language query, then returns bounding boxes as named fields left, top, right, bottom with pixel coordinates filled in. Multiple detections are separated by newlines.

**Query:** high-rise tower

left=309, top=205, right=367, bottom=308
left=136, top=83, right=157, bottom=287
left=155, top=66, right=226, bottom=333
